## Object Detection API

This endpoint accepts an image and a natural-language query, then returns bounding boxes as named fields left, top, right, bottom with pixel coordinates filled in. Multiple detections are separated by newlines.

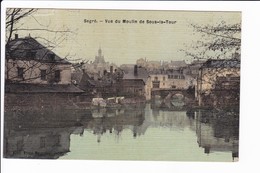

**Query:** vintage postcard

left=3, top=7, right=240, bottom=161
left=2, top=2, right=251, bottom=173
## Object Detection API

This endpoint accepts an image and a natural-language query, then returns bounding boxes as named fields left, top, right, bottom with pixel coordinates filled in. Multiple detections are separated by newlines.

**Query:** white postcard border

left=1, top=1, right=260, bottom=173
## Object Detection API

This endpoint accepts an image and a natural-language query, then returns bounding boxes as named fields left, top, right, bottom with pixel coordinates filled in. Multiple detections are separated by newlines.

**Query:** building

left=122, top=65, right=150, bottom=99
left=143, top=69, right=195, bottom=101
left=196, top=59, right=240, bottom=106
left=136, top=58, right=161, bottom=72
left=82, top=48, right=117, bottom=76
left=79, top=72, right=114, bottom=97
left=94, top=47, right=106, bottom=63
left=78, top=66, right=123, bottom=98
left=183, top=60, right=206, bottom=78
left=121, top=64, right=196, bottom=101
left=5, top=34, right=84, bottom=110
left=5, top=34, right=72, bottom=85
left=162, top=60, right=187, bottom=70
left=149, top=71, right=195, bottom=90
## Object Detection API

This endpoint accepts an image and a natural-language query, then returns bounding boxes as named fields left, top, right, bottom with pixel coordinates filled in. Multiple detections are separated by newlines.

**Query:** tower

left=94, top=47, right=105, bottom=64
left=98, top=47, right=102, bottom=57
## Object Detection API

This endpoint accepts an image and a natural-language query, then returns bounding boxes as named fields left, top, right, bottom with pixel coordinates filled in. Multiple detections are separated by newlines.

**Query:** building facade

left=149, top=72, right=194, bottom=90
left=5, top=35, right=72, bottom=85
left=122, top=65, right=149, bottom=99
left=196, top=59, right=240, bottom=106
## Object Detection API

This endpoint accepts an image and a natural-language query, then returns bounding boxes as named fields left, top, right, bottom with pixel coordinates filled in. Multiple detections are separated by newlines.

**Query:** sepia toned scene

left=3, top=9, right=240, bottom=161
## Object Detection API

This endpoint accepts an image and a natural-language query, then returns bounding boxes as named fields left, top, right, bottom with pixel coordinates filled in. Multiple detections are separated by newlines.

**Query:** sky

left=11, top=9, right=241, bottom=65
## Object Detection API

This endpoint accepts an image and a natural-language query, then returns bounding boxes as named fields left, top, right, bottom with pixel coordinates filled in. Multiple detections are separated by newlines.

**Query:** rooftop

left=7, top=36, right=70, bottom=64
left=123, top=66, right=149, bottom=82
left=79, top=72, right=113, bottom=89
left=201, top=59, right=240, bottom=68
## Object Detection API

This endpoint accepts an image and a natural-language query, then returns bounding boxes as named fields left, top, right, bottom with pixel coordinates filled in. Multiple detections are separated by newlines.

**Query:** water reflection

left=4, top=104, right=239, bottom=161
left=195, top=109, right=239, bottom=159
left=86, top=107, right=145, bottom=142
left=4, top=109, right=86, bottom=159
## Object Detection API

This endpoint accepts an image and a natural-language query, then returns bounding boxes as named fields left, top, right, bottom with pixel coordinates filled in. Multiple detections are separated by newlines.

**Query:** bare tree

left=181, top=21, right=242, bottom=107
left=182, top=21, right=241, bottom=60
left=5, top=8, right=73, bottom=84
left=6, top=9, right=37, bottom=44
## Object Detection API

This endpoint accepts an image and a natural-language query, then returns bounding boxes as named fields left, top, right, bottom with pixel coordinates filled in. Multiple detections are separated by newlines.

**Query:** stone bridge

left=151, top=88, right=195, bottom=100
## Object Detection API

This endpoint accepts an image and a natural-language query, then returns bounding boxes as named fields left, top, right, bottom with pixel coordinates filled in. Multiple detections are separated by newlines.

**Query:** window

left=168, top=75, right=173, bottom=79
left=54, top=70, right=61, bottom=82
left=154, top=76, right=158, bottom=81
left=17, top=67, right=24, bottom=79
left=152, top=81, right=160, bottom=88
left=163, top=76, right=165, bottom=81
left=40, top=137, right=46, bottom=148
left=41, top=70, right=47, bottom=80
left=53, top=135, right=61, bottom=147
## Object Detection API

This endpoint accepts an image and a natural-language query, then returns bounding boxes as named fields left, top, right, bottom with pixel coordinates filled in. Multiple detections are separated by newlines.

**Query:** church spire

left=94, top=46, right=105, bottom=64
left=98, top=45, right=102, bottom=56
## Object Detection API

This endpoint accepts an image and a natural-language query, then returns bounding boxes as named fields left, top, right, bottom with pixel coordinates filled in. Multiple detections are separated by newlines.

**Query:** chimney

left=110, top=66, right=113, bottom=74
left=15, top=34, right=18, bottom=39
left=134, top=65, right=138, bottom=76
left=103, top=70, right=107, bottom=75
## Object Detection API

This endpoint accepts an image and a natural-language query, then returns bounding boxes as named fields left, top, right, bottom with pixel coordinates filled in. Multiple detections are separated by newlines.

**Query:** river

left=3, top=104, right=239, bottom=162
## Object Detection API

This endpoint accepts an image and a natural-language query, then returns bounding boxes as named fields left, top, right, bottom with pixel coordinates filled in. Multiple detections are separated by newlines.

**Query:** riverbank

left=4, top=92, right=239, bottom=112
left=4, top=93, right=147, bottom=111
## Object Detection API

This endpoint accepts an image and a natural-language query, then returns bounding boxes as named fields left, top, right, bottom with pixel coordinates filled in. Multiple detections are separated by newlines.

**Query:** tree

left=182, top=21, right=241, bottom=108
left=5, top=8, right=73, bottom=83
left=182, top=21, right=241, bottom=60
left=6, top=9, right=37, bottom=45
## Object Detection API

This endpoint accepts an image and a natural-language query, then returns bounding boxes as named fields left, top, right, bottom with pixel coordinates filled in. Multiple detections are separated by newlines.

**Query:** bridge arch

left=151, top=89, right=194, bottom=100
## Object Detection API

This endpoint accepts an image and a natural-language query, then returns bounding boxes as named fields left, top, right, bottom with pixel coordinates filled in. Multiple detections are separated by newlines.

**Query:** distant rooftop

left=201, top=59, right=240, bottom=68
left=169, top=60, right=187, bottom=67
left=123, top=66, right=149, bottom=82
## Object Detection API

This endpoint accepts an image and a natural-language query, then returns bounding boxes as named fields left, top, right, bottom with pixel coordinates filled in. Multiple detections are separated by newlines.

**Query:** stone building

left=122, top=65, right=149, bottom=99
left=5, top=35, right=84, bottom=110
left=149, top=71, right=195, bottom=90
left=196, top=59, right=240, bottom=107
left=5, top=34, right=72, bottom=85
